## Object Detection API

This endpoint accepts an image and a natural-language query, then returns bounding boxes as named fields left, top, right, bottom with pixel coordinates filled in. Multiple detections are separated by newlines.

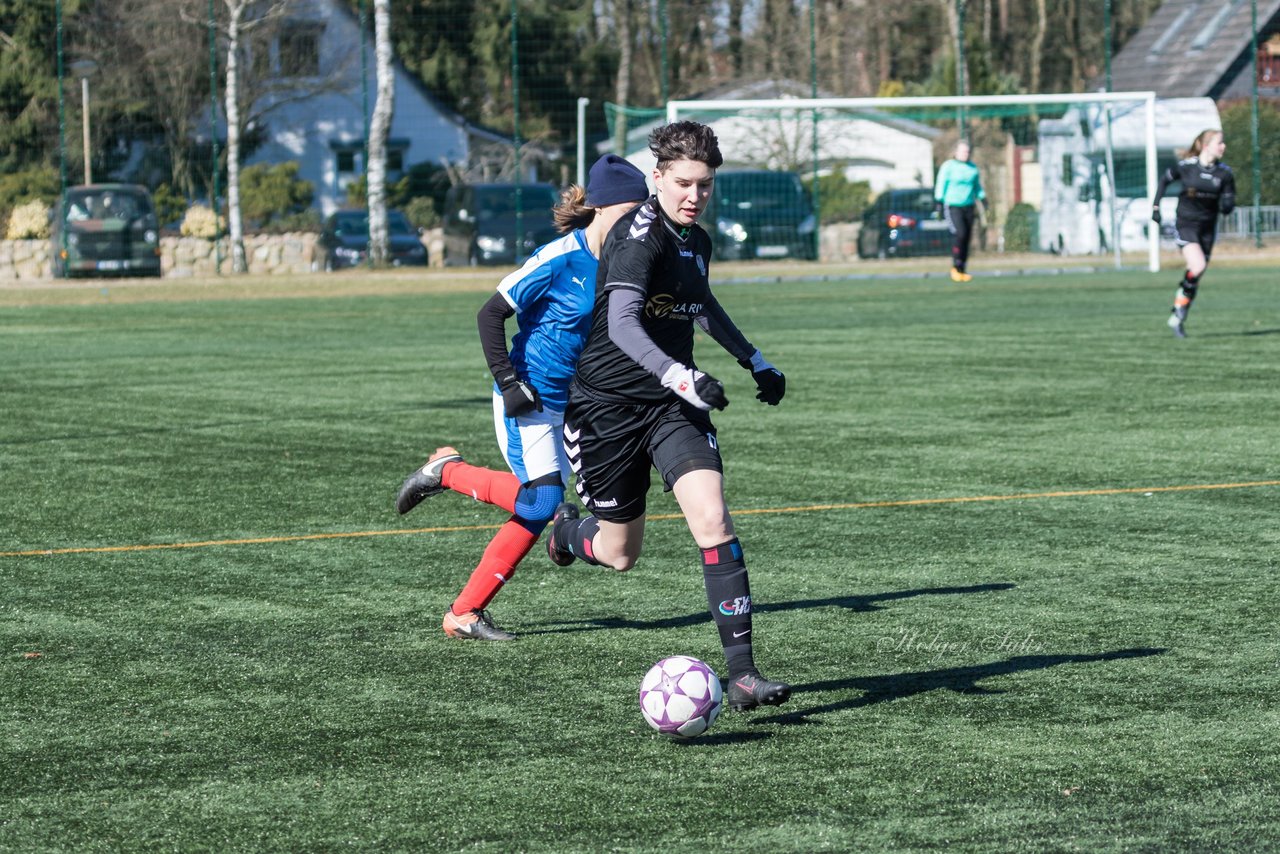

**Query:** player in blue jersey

left=1151, top=129, right=1235, bottom=338
left=934, top=141, right=986, bottom=282
left=394, top=155, right=649, bottom=640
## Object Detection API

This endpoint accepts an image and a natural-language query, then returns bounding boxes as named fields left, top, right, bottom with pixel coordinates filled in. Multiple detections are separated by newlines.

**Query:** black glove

left=934, top=200, right=944, bottom=217
left=738, top=350, right=786, bottom=406
left=1150, top=207, right=1162, bottom=225
left=661, top=364, right=728, bottom=411
left=496, top=371, right=542, bottom=418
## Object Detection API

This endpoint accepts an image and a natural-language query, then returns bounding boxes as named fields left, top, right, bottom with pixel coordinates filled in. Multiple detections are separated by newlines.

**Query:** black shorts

left=1174, top=219, right=1217, bottom=258
left=563, top=382, right=722, bottom=523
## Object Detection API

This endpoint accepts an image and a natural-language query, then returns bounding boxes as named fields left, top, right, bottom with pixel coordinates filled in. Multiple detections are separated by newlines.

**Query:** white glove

left=660, top=363, right=728, bottom=411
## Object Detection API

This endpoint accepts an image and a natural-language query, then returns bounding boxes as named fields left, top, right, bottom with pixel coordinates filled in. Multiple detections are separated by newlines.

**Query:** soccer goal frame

left=667, top=92, right=1161, bottom=272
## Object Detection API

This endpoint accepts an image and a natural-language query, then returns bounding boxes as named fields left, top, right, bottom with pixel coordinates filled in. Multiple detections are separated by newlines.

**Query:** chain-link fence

left=1, top=0, right=1274, bottom=277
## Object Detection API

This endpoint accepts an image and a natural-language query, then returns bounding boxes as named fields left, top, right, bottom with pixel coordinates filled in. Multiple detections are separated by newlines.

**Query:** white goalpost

left=666, top=91, right=1162, bottom=272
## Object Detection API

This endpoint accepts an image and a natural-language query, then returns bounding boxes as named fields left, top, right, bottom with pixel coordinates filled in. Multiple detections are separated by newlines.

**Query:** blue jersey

left=496, top=229, right=597, bottom=412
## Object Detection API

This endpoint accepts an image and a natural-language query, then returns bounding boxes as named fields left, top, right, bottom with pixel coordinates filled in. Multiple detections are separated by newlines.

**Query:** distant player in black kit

left=1152, top=129, right=1235, bottom=338
left=546, top=121, right=792, bottom=712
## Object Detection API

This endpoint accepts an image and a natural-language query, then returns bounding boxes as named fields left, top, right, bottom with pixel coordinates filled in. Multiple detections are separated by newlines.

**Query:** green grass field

left=3, top=263, right=1278, bottom=852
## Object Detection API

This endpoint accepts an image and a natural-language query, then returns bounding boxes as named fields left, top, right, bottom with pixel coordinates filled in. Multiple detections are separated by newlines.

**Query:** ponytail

left=1185, top=129, right=1222, bottom=159
left=552, top=184, right=594, bottom=233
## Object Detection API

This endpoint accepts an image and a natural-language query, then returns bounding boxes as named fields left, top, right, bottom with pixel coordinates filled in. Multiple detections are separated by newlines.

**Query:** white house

left=244, top=0, right=508, bottom=215
left=1036, top=97, right=1220, bottom=254
left=609, top=80, right=940, bottom=194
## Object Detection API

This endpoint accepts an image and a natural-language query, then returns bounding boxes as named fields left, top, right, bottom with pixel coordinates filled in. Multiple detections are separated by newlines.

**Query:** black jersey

left=1156, top=158, right=1236, bottom=224
left=573, top=195, right=714, bottom=404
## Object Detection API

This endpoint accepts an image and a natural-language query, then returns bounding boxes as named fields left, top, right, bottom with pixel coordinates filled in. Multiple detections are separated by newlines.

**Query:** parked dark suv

left=706, top=170, right=817, bottom=261
left=441, top=183, right=560, bottom=266
left=52, top=183, right=162, bottom=278
left=857, top=187, right=951, bottom=259
left=315, top=208, right=428, bottom=271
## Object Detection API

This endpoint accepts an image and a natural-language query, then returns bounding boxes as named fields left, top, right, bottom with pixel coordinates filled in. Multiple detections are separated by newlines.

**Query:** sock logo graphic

left=718, top=595, right=752, bottom=616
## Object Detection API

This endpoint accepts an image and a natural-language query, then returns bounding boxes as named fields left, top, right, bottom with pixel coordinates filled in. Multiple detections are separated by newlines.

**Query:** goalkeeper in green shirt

left=934, top=141, right=986, bottom=282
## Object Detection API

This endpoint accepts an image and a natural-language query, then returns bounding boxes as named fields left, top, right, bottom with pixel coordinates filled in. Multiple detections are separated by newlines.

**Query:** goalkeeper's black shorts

left=563, top=379, right=721, bottom=523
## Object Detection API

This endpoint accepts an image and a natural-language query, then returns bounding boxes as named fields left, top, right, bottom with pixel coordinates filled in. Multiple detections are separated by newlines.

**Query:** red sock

left=442, top=461, right=519, bottom=513
left=450, top=519, right=540, bottom=614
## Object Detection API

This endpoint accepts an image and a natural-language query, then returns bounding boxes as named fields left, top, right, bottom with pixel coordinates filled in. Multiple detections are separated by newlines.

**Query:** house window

left=279, top=25, right=322, bottom=77
left=1262, top=55, right=1280, bottom=85
left=1261, top=34, right=1280, bottom=85
left=336, top=149, right=359, bottom=174
left=387, top=148, right=404, bottom=172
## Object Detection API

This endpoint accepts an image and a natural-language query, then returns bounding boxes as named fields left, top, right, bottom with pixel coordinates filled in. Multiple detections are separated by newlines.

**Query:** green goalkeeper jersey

left=934, top=159, right=985, bottom=208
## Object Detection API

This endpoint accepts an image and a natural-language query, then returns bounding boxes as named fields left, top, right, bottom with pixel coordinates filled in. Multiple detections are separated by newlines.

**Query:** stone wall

left=819, top=223, right=862, bottom=262
left=164, top=233, right=320, bottom=278
left=0, top=225, right=857, bottom=280
left=0, top=234, right=327, bottom=280
left=0, top=240, right=53, bottom=280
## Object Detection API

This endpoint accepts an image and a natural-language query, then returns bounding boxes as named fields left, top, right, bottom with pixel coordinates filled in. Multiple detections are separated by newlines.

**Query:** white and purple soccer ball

left=638, top=655, right=723, bottom=738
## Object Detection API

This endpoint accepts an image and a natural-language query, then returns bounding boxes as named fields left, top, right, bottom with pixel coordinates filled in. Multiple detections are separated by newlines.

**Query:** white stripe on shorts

left=492, top=392, right=570, bottom=485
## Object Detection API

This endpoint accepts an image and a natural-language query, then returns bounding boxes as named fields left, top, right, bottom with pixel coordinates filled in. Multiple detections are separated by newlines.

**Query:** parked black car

left=441, top=183, right=560, bottom=266
left=706, top=170, right=817, bottom=261
left=52, top=183, right=162, bottom=278
left=316, top=208, right=428, bottom=271
left=857, top=188, right=952, bottom=259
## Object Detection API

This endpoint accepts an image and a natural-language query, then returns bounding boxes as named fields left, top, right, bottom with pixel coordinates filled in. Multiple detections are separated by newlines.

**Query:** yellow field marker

left=3, top=479, right=1277, bottom=559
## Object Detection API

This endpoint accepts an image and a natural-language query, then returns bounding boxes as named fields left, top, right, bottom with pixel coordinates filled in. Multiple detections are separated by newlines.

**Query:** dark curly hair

left=648, top=121, right=723, bottom=172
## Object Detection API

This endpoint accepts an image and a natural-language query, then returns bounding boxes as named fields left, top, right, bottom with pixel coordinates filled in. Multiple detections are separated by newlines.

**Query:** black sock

left=1174, top=273, right=1199, bottom=318
left=701, top=538, right=755, bottom=679
left=1181, top=272, right=1200, bottom=302
left=560, top=514, right=602, bottom=566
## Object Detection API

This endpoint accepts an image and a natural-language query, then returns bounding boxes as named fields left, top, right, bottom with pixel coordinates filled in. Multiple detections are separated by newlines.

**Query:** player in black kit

left=1151, top=129, right=1235, bottom=338
left=546, top=121, right=792, bottom=712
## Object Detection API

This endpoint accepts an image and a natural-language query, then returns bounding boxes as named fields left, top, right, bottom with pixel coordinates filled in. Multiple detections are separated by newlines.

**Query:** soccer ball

left=638, top=656, right=723, bottom=738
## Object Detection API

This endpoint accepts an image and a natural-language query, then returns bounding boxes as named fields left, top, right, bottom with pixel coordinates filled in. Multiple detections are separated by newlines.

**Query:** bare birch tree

left=207, top=0, right=353, bottom=272
left=218, top=0, right=294, bottom=272
left=367, top=0, right=394, bottom=266
left=223, top=0, right=250, bottom=272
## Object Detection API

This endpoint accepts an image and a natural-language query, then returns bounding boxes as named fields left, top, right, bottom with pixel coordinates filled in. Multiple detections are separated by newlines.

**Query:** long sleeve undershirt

left=607, top=289, right=675, bottom=379
left=696, top=296, right=754, bottom=363
left=607, top=290, right=755, bottom=380
left=477, top=291, right=516, bottom=380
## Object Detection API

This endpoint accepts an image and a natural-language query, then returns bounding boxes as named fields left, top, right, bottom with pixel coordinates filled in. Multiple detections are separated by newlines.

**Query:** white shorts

left=492, top=391, right=570, bottom=485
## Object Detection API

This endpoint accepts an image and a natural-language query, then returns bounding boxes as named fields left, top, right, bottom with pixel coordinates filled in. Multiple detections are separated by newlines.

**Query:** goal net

left=610, top=92, right=1177, bottom=272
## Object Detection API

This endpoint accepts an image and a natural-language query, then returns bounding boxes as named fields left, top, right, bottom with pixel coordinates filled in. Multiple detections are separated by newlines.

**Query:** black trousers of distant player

left=945, top=204, right=976, bottom=273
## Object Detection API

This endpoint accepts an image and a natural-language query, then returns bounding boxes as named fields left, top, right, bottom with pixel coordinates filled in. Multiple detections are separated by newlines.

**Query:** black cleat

left=396, top=448, right=463, bottom=514
left=546, top=501, right=579, bottom=566
left=727, top=672, right=792, bottom=711
left=442, top=608, right=516, bottom=641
